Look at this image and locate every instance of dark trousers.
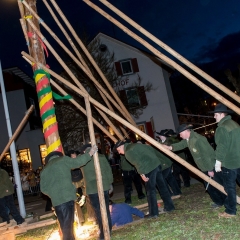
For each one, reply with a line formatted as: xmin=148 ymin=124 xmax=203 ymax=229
xmin=162 ymin=166 xmax=182 ymax=196
xmin=145 ymin=165 xmax=175 ymax=216
xmin=122 ymin=170 xmax=145 ymax=201
xmin=203 ymin=171 xmax=226 ymax=206
xmin=0 ymin=194 xmax=24 ymax=224
xmin=172 ymin=162 xmax=190 ymax=187
xmin=221 ymin=167 xmax=240 ymax=215
xmin=88 ymin=191 xmax=112 ymax=239
xmin=55 ymin=200 xmax=75 ymax=240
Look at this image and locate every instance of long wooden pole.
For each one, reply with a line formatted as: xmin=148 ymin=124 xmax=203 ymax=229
xmin=22 ymin=1 xmax=134 ymax=127
xmin=49 ymin=0 xmax=136 ymax=126
xmin=0 ymin=105 xmax=34 ymax=161
xmin=25 ymin=19 xmax=124 ymax=140
xmin=41 ymin=0 xmax=129 ymax=138
xmin=22 ymin=52 xmax=123 ymax=141
xmin=99 ymin=0 xmax=240 ymax=104
xmin=22 ymin=52 xmax=227 ymax=195
xmin=83 ymin=0 xmax=240 ymax=115
xmin=48 ymin=81 xmax=118 ymax=142
xmin=84 ymin=96 xmax=110 ymax=240
xmin=18 ymin=0 xmax=63 ymax=154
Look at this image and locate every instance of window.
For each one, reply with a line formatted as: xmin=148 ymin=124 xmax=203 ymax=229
xmin=39 ymin=144 xmax=47 ymax=165
xmin=119 ymin=86 xmax=148 ymax=108
xmin=121 ymin=60 xmax=133 ymax=75
xmin=126 ymin=88 xmax=140 ymax=107
xmin=115 ymin=58 xmax=139 ymax=76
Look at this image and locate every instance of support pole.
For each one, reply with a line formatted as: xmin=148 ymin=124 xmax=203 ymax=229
xmin=99 ymin=0 xmax=240 ymax=104
xmin=83 ymin=0 xmax=240 ymax=114
xmin=84 ymin=96 xmax=110 ymax=240
xmin=0 ymin=105 xmax=34 ymax=161
xmin=0 ymin=61 xmax=26 ymax=218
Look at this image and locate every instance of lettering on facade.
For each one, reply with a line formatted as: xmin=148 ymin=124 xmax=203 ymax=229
xmin=113 ymin=77 xmax=129 ymax=88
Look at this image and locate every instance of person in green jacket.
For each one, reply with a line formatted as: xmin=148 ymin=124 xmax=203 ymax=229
xmin=115 ymin=140 xmax=175 ymax=218
xmin=0 ymin=168 xmax=25 ymax=225
xmin=80 ymin=144 xmax=113 ymax=240
xmin=120 ymin=154 xmax=145 ymax=204
xmin=40 ymin=146 xmax=97 ymax=240
xmin=155 ymin=129 xmax=182 ymax=196
xmin=162 ymin=124 xmax=226 ymax=209
xmin=209 ymin=103 xmax=240 ymax=218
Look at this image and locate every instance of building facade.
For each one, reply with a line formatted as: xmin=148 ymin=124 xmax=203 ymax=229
xmin=95 ymin=33 xmax=178 ymax=138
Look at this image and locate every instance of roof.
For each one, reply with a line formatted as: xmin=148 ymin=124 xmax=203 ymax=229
xmin=91 ymin=32 xmax=175 ymax=71
xmin=3 ymin=67 xmax=35 ymax=87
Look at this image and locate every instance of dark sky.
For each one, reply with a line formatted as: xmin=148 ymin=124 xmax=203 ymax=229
xmin=0 ymin=0 xmax=240 ymax=77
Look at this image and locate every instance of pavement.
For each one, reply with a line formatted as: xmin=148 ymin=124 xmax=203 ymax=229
xmin=0 ymin=176 xmax=201 ymax=223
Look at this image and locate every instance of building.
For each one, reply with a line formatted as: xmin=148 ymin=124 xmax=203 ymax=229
xmin=93 ymin=33 xmax=178 ymax=138
xmin=0 ymin=67 xmax=46 ymax=172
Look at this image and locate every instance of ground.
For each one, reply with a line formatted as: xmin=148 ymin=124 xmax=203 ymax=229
xmin=15 ymin=182 xmax=240 ymax=240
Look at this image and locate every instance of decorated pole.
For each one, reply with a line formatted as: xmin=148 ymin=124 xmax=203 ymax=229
xmin=83 ymin=0 xmax=240 ymax=114
xmin=49 ymin=0 xmax=136 ymax=126
xmin=0 ymin=105 xmax=34 ymax=162
xmin=24 ymin=18 xmax=125 ymax=140
xmin=84 ymin=95 xmax=111 ymax=240
xmin=18 ymin=0 xmax=63 ymax=154
xmin=99 ymin=0 xmax=240 ymax=104
xmin=21 ymin=56 xmax=226 ymax=194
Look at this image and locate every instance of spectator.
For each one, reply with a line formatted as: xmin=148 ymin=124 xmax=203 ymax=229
xmin=0 ymin=167 xmax=25 ymax=225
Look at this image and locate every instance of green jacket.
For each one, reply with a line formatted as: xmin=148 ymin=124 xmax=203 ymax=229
xmin=152 ymin=147 xmax=172 ymax=171
xmin=124 ymin=143 xmax=160 ymax=174
xmin=120 ymin=155 xmax=135 ymax=171
xmin=81 ymin=153 xmax=113 ymax=195
xmin=163 ymin=137 xmax=186 ymax=160
xmin=171 ymin=130 xmax=215 ymax=171
xmin=40 ymin=153 xmax=91 ymax=207
xmin=215 ymin=115 xmax=240 ymax=169
xmin=0 ymin=168 xmax=14 ymax=198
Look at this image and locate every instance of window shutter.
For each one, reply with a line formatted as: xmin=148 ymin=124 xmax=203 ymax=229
xmin=131 ymin=58 xmax=139 ymax=73
xmin=146 ymin=121 xmax=154 ymax=138
xmin=119 ymin=90 xmax=128 ymax=105
xmin=114 ymin=62 xmax=123 ymax=76
xmin=138 ymin=86 xmax=148 ymax=106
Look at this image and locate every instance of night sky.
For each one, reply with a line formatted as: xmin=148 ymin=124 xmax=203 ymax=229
xmin=0 ymin=0 xmax=239 ymax=81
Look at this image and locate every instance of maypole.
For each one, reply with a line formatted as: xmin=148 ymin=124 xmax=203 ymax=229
xmin=18 ymin=0 xmax=63 ymax=154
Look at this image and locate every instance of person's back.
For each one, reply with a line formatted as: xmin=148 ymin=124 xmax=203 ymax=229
xmin=110 ymin=203 xmax=144 ymax=227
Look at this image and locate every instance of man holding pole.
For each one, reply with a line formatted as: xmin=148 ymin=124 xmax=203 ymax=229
xmin=80 ymin=144 xmax=113 ymax=240
xmin=114 ymin=140 xmax=175 ymax=218
xmin=209 ymin=103 xmax=240 ymax=218
xmin=40 ymin=146 xmax=97 ymax=240
xmin=162 ymin=124 xmax=226 ymax=209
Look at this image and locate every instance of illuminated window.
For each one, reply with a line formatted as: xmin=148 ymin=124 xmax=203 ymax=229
xmin=39 ymin=144 xmax=47 ymax=165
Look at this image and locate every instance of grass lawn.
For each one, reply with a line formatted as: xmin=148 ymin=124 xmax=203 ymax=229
xmin=16 ymin=183 xmax=240 ymax=240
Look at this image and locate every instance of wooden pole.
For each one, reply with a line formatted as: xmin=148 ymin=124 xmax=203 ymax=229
xmin=22 ymin=52 xmax=123 ymax=141
xmin=25 ymin=19 xmax=128 ymax=139
xmin=0 ymin=105 xmax=34 ymax=162
xmin=18 ymin=0 xmax=63 ymax=154
xmin=22 ymin=1 xmax=134 ymax=126
xmin=99 ymin=0 xmax=240 ymax=104
xmin=48 ymin=81 xmax=118 ymax=142
xmin=22 ymin=56 xmax=226 ymax=194
xmin=83 ymin=0 xmax=240 ymax=114
xmin=49 ymin=0 xmax=136 ymax=126
xmin=84 ymin=95 xmax=111 ymax=240
xmin=25 ymin=19 xmax=125 ymax=140
xmin=22 ymin=0 xmax=134 ymax=137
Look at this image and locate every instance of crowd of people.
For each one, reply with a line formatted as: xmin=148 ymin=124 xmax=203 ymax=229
xmin=1 ymin=103 xmax=240 ymax=239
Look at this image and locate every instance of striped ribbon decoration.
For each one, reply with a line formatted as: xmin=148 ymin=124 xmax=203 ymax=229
xmin=33 ymin=69 xmax=63 ymax=154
